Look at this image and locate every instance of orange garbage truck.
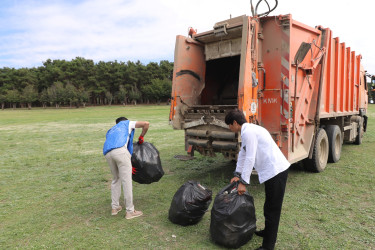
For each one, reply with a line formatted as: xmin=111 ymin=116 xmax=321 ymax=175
xmin=169 ymin=9 xmax=368 ymax=172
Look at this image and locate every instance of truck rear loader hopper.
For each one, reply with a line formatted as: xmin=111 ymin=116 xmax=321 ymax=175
xmin=169 ymin=14 xmax=368 ymax=172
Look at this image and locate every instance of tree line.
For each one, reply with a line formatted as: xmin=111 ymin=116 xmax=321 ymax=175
xmin=0 ymin=57 xmax=174 ymax=109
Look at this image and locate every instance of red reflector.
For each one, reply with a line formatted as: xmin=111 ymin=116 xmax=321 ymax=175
xmin=281 ymin=125 xmax=288 ymax=132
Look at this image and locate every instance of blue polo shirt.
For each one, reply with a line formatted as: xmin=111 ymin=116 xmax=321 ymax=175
xmin=103 ymin=120 xmax=135 ymax=155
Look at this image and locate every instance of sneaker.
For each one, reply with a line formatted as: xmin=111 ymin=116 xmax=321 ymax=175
xmin=125 ymin=210 xmax=143 ymax=220
xmin=111 ymin=206 xmax=122 ymax=216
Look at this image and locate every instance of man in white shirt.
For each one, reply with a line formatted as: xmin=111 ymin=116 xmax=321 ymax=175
xmin=103 ymin=117 xmax=149 ymax=219
xmin=225 ymin=109 xmax=290 ymax=250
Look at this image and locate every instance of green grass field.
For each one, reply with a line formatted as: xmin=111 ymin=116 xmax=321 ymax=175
xmin=1 ymin=105 xmax=374 ymax=249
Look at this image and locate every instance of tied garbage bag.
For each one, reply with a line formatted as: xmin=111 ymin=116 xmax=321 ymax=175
xmin=210 ymin=182 xmax=256 ymax=248
xmin=169 ymin=181 xmax=212 ymax=226
xmin=131 ymin=142 xmax=164 ymax=184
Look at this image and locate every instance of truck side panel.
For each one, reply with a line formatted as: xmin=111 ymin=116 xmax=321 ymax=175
xmin=319 ymin=33 xmax=367 ymax=118
xmin=259 ymin=17 xmax=286 ymax=156
xmin=287 ymin=19 xmax=323 ymax=163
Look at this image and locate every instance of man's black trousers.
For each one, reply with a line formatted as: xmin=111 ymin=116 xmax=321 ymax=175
xmin=262 ymin=168 xmax=289 ymax=249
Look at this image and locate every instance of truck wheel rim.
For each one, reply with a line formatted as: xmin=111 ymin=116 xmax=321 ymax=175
xmin=319 ymin=138 xmax=328 ymax=166
xmin=335 ymin=133 xmax=341 ymax=157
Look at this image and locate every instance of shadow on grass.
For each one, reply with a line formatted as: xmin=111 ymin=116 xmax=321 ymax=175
xmin=166 ymin=155 xmax=237 ymax=190
xmin=289 ymin=162 xmax=305 ymax=172
xmin=168 ymin=152 xmax=315 ymax=181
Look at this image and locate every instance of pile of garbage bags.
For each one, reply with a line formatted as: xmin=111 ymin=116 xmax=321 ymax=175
xmin=169 ymin=181 xmax=212 ymax=226
xmin=131 ymin=142 xmax=164 ymax=184
xmin=132 ymin=141 xmax=256 ymax=247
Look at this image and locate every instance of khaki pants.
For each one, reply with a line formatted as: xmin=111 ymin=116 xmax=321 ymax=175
xmin=105 ymin=146 xmax=134 ymax=212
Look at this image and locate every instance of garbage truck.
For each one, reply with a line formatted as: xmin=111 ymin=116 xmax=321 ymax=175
xmin=169 ymin=2 xmax=368 ymax=172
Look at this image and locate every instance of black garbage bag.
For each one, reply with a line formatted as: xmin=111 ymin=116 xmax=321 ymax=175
xmin=169 ymin=181 xmax=212 ymax=226
xmin=131 ymin=142 xmax=164 ymax=184
xmin=210 ymin=182 xmax=256 ymax=248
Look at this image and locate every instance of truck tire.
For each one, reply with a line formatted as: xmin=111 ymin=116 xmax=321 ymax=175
xmin=326 ymin=125 xmax=342 ymax=163
xmin=304 ymin=128 xmax=329 ymax=172
xmin=355 ymin=118 xmax=364 ymax=145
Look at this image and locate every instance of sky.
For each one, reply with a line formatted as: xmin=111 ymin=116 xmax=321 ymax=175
xmin=0 ymin=0 xmax=374 ymax=73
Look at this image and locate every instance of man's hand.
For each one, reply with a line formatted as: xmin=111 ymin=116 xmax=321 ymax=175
xmin=231 ymin=176 xmax=240 ymax=183
xmin=138 ymin=136 xmax=144 ymax=144
xmin=237 ymin=182 xmax=247 ymax=195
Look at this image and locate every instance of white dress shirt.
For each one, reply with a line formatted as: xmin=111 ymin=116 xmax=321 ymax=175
xmin=236 ymin=123 xmax=290 ymax=184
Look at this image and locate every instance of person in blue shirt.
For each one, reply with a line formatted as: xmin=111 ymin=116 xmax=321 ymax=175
xmin=103 ymin=117 xmax=149 ymax=219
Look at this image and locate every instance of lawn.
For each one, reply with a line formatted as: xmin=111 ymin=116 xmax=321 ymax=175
xmin=0 ymin=105 xmax=374 ymax=249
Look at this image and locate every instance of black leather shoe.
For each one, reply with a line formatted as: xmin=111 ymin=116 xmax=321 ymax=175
xmin=254 ymin=230 xmax=265 ymax=237
xmin=255 ymin=246 xmax=273 ymax=250
xmin=256 ymin=243 xmax=275 ymax=250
